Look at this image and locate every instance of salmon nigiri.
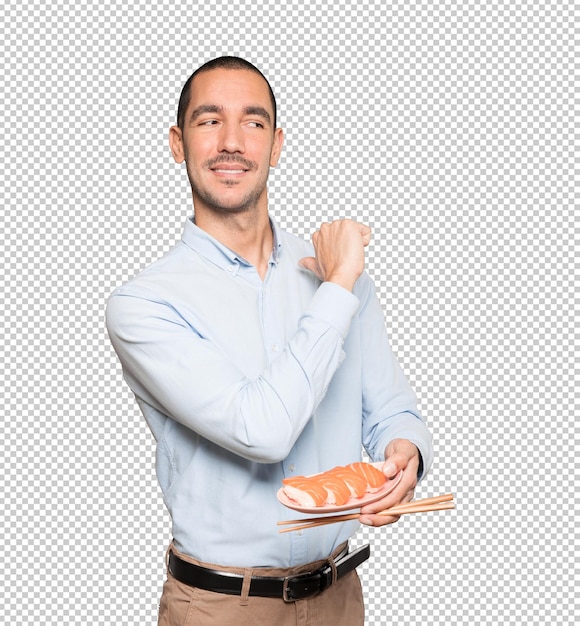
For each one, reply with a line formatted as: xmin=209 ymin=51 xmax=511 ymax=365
xmin=347 ymin=462 xmax=387 ymax=492
xmin=282 ymin=477 xmax=328 ymax=507
xmin=314 ymin=474 xmax=351 ymax=506
xmin=326 ymin=466 xmax=368 ymax=498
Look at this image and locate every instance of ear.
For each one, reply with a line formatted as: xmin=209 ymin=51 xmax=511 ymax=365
xmin=269 ymin=127 xmax=284 ymax=167
xmin=169 ymin=125 xmax=185 ymax=163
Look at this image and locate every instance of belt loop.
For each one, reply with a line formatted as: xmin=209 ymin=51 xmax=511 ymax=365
xmin=327 ymin=556 xmax=338 ymax=586
xmin=165 ymin=540 xmax=174 ymax=570
xmin=240 ymin=568 xmax=253 ymax=606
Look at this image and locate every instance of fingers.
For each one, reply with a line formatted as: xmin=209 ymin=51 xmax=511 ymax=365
xmin=359 ymin=513 xmax=400 ymax=527
xmin=298 ymin=256 xmax=323 ymax=280
xmin=384 ymin=439 xmax=420 ymax=480
xmin=382 ymin=454 xmax=418 ymax=485
xmin=359 ymin=489 xmax=415 ymax=527
xmin=359 ymin=440 xmax=421 ymax=528
xmin=315 ymin=220 xmax=371 ymax=245
xmin=359 ymin=224 xmax=372 ymax=246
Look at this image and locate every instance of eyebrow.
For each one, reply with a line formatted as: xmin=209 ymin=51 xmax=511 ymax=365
xmin=189 ymin=104 xmax=222 ymax=124
xmin=242 ymin=106 xmax=272 ymax=124
xmin=188 ymin=104 xmax=272 ymax=125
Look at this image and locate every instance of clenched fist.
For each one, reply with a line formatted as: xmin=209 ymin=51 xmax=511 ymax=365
xmin=299 ymin=219 xmax=372 ymax=291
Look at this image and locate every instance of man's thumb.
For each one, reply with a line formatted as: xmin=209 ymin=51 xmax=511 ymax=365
xmin=298 ymin=257 xmax=322 ymax=278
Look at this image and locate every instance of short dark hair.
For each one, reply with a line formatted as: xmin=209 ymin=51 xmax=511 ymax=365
xmin=176 ymin=56 xmax=277 ymax=131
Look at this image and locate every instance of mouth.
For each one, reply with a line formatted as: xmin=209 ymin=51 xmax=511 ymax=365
xmin=211 ymin=167 xmax=248 ymax=175
xmin=207 ymin=157 xmax=254 ymax=177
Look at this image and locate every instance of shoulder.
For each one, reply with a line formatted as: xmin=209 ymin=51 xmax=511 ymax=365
xmin=106 ymin=241 xmax=194 ymax=310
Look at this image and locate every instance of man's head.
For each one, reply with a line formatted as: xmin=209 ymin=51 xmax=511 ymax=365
xmin=169 ymin=57 xmax=284 ymax=219
xmin=176 ymin=56 xmax=277 ymax=133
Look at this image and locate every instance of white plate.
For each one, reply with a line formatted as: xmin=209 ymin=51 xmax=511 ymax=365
xmin=277 ymin=463 xmax=403 ymax=514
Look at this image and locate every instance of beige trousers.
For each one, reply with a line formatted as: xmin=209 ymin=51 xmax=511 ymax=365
xmin=158 ymin=542 xmax=365 ymax=626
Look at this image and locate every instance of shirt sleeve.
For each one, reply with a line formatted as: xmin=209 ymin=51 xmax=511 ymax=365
xmin=106 ymin=281 xmax=360 ymax=464
xmin=357 ymin=274 xmax=434 ymax=480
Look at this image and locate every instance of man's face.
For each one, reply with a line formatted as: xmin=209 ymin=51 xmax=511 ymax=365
xmin=170 ymin=68 xmax=284 ymax=216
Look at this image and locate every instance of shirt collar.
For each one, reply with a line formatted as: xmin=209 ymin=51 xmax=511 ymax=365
xmin=181 ymin=216 xmax=283 ymax=271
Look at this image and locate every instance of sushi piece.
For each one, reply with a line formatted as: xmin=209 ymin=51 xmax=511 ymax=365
xmin=282 ymin=477 xmax=328 ymax=507
xmin=346 ymin=462 xmax=387 ymax=492
xmin=326 ymin=466 xmax=368 ymax=498
xmin=314 ymin=474 xmax=351 ymax=506
xmin=282 ymin=475 xmax=310 ymax=486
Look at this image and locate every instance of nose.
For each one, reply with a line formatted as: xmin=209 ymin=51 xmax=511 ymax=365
xmin=217 ymin=122 xmax=245 ymax=153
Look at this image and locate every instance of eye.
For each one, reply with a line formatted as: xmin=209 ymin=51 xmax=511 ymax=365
xmin=199 ymin=119 xmax=219 ymax=126
xmin=247 ymin=121 xmax=265 ymax=129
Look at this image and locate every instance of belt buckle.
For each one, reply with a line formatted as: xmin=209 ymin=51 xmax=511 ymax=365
xmin=282 ymin=571 xmax=322 ymax=603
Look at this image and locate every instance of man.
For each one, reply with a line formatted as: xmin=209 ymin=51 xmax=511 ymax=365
xmin=106 ymin=56 xmax=433 ymax=625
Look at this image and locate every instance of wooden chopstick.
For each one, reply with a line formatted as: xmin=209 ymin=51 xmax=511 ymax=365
xmin=279 ymin=502 xmax=455 ymax=534
xmin=377 ymin=493 xmax=454 ymax=515
xmin=278 ymin=494 xmax=455 ymax=533
xmin=278 ymin=512 xmax=360 ymax=530
xmin=278 ymin=493 xmax=454 ymax=526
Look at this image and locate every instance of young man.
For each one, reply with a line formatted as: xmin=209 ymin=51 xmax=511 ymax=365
xmin=106 ymin=56 xmax=433 ymax=626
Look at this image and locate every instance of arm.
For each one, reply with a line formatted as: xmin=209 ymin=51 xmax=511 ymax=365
xmin=353 ymin=274 xmax=434 ymax=527
xmin=107 ymin=220 xmax=371 ymax=464
xmin=106 ymin=282 xmax=359 ymax=464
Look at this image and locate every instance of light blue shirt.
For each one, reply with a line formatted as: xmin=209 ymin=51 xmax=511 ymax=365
xmin=106 ymin=217 xmax=433 ymax=567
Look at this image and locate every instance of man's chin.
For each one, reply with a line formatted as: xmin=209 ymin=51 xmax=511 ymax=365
xmin=190 ymin=187 xmax=266 ymax=216
xmin=194 ymin=198 xmax=261 ymax=216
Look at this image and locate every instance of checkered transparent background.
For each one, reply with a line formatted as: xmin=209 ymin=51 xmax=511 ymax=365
xmin=1 ymin=1 xmax=576 ymax=624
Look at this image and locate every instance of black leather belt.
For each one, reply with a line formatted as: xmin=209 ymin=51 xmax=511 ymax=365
xmin=168 ymin=544 xmax=370 ymax=602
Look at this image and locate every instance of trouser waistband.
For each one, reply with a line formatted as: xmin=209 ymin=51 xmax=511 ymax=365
xmin=168 ymin=543 xmax=370 ymax=602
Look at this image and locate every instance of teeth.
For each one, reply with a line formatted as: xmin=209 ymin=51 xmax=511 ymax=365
xmin=215 ymin=169 xmax=245 ymax=174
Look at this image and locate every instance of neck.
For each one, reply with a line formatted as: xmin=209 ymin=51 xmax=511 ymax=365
xmin=194 ymin=206 xmax=273 ymax=279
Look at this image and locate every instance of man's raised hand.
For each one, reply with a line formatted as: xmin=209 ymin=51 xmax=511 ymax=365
xmin=299 ymin=219 xmax=372 ymax=291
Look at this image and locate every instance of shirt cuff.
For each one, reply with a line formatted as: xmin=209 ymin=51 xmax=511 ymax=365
xmin=305 ymin=281 xmax=360 ymax=337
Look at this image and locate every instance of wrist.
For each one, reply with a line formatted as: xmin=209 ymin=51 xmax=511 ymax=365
xmin=325 ymin=272 xmax=357 ymax=292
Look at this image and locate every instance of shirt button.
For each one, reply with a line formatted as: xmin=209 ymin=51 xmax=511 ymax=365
xmin=271 ymin=344 xmax=279 ymax=352
xmin=288 ymin=464 xmax=295 ymax=472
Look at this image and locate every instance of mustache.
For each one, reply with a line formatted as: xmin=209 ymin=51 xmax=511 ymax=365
xmin=203 ymin=155 xmax=257 ymax=170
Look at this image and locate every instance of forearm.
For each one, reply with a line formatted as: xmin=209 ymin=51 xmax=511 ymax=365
xmin=357 ymin=275 xmax=434 ymax=479
xmin=107 ymin=282 xmax=360 ymax=463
